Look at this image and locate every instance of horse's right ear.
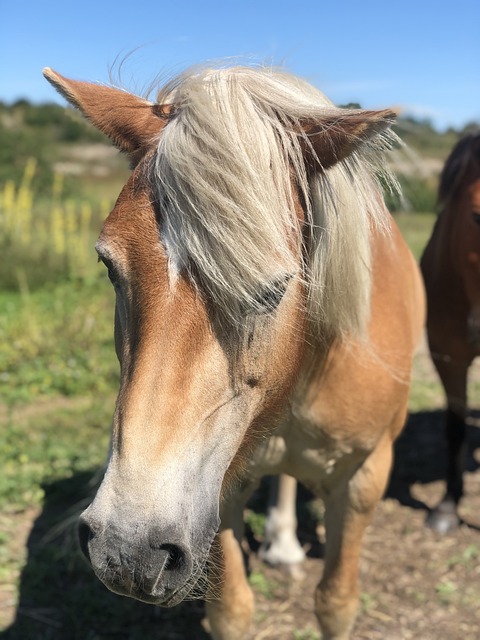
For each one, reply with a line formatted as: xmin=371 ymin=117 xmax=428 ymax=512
xmin=300 ymin=108 xmax=397 ymax=172
xmin=43 ymin=68 xmax=166 ymax=165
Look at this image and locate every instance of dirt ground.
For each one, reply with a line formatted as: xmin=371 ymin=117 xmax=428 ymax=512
xmin=1 ymin=346 xmax=480 ymax=640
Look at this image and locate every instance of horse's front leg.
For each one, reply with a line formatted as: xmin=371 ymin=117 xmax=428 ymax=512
xmin=315 ymin=433 xmax=394 ymax=640
xmin=206 ymin=491 xmax=254 ymax=640
xmin=426 ymin=357 xmax=470 ymax=533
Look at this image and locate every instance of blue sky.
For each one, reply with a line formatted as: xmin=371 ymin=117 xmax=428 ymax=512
xmin=1 ymin=0 xmax=478 ymax=131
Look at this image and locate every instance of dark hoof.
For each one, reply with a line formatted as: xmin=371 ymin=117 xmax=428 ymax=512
xmin=426 ymin=501 xmax=460 ymax=534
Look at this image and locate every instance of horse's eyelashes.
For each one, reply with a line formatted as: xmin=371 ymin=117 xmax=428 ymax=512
xmin=100 ymin=257 xmax=119 ymax=285
xmin=254 ymin=274 xmax=293 ymax=314
xmin=472 ymin=212 xmax=480 ymax=225
xmin=257 ymin=286 xmax=285 ymax=313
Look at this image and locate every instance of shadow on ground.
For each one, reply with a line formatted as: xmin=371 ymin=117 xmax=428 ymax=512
xmin=387 ymin=408 xmax=480 ymax=512
xmin=0 ymin=472 xmax=209 ymax=640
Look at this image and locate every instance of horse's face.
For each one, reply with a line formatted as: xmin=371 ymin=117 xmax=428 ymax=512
xmin=78 ymin=167 xmax=305 ymax=604
xmin=43 ymin=66 xmax=395 ymax=605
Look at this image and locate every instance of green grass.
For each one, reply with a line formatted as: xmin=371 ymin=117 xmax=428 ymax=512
xmin=394 ymin=211 xmax=436 ymax=260
xmin=447 ymin=544 xmax=480 ymax=570
xmin=244 ymin=510 xmax=266 ymax=539
xmin=435 ymin=580 xmax=458 ymax=605
xmin=0 ymin=277 xmax=118 ymax=405
xmin=248 ymin=569 xmax=279 ymax=599
xmin=293 ymin=629 xmax=321 ymax=640
xmin=0 ymin=397 xmax=113 ymax=513
xmin=408 ymin=379 xmax=444 ymax=413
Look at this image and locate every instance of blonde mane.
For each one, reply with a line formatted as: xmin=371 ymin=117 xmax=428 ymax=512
xmin=152 ymin=65 xmax=397 ymax=339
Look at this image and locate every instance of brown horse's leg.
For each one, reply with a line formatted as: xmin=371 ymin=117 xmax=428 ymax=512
xmin=315 ymin=434 xmax=393 ymax=640
xmin=206 ymin=495 xmax=254 ymax=640
xmin=427 ymin=359 xmax=470 ymax=533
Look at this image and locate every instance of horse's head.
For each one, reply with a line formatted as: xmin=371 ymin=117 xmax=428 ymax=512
xmin=440 ymin=133 xmax=480 ymax=345
xmin=466 ymin=175 xmax=480 ymax=345
xmin=81 ymin=171 xmax=307 ymax=605
xmin=44 ymin=66 xmax=394 ymax=605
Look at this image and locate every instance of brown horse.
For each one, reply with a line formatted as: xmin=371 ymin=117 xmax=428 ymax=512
xmin=44 ymin=64 xmax=424 ymax=640
xmin=421 ymin=132 xmax=480 ymax=533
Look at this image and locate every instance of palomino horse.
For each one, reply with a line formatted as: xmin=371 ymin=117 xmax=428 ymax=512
xmin=44 ymin=65 xmax=424 ymax=639
xmin=421 ymin=132 xmax=480 ymax=533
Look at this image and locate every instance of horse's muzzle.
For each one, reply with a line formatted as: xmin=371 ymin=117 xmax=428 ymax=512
xmin=78 ymin=514 xmax=199 ymax=605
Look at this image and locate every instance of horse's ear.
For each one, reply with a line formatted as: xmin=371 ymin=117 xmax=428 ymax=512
xmin=43 ymin=68 xmax=166 ymax=164
xmin=301 ymin=108 xmax=396 ymax=171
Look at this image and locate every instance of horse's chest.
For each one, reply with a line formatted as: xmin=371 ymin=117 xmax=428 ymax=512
xmin=248 ymin=425 xmax=357 ymax=493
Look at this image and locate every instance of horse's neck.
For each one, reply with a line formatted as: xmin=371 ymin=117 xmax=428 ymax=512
xmin=295 ymin=220 xmax=424 ymax=406
xmin=425 ymin=206 xmax=464 ymax=281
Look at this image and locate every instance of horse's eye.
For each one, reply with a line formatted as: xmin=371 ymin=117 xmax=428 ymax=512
xmin=253 ymin=274 xmax=293 ymax=314
xmin=472 ymin=212 xmax=480 ymax=225
xmin=99 ymin=257 xmax=118 ymax=285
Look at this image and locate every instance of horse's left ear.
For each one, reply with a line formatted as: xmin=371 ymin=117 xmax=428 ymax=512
xmin=301 ymin=109 xmax=396 ymax=171
xmin=43 ymin=68 xmax=166 ymax=165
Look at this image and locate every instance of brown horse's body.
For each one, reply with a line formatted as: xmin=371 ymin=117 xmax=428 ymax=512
xmin=421 ymin=133 xmax=480 ymax=533
xmin=44 ymin=65 xmax=424 ymax=640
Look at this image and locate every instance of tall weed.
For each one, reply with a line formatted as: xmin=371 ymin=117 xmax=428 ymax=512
xmin=0 ymin=161 xmax=118 ymax=404
xmin=0 ymin=159 xmax=111 ymax=290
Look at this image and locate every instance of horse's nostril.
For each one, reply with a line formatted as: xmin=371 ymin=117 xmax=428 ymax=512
xmin=78 ymin=519 xmax=95 ymax=562
xmin=161 ymin=544 xmax=185 ymax=572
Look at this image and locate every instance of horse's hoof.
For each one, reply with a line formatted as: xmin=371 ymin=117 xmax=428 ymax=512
xmin=426 ymin=502 xmax=460 ymax=534
xmin=258 ymin=539 xmax=306 ymax=568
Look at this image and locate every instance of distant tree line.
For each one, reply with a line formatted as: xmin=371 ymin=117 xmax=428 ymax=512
xmin=340 ymin=102 xmax=479 ymax=213
xmin=1 ymin=99 xmax=478 ymax=209
xmin=0 ymin=100 xmax=107 ymax=195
